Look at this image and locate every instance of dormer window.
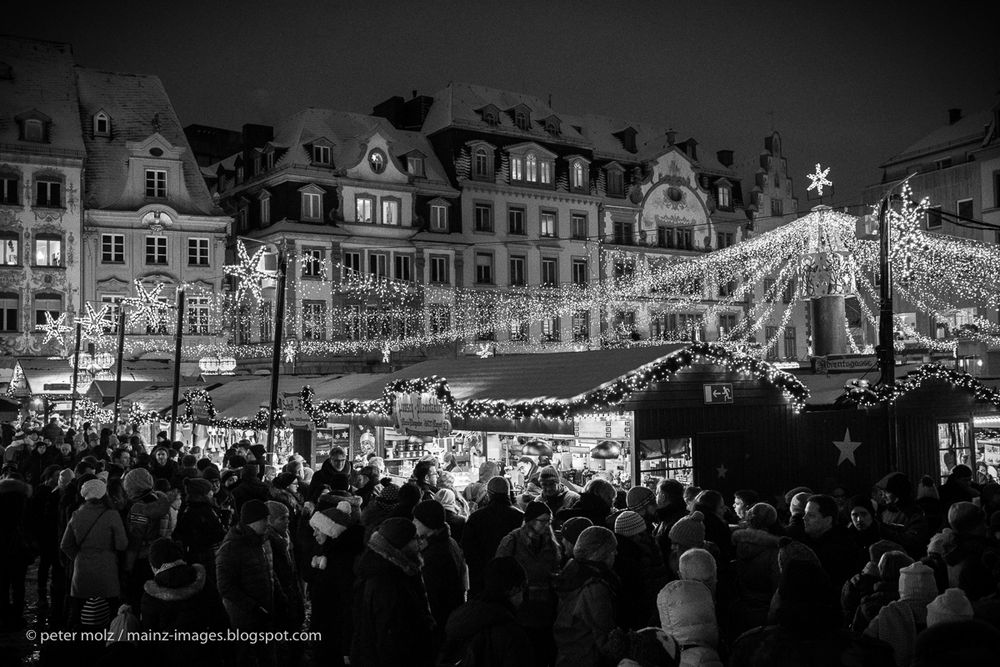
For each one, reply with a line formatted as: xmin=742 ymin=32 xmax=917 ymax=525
xmin=571 ymin=161 xmax=586 ymax=190
xmin=543 ymin=116 xmax=561 ymax=135
xmin=94 ymin=111 xmax=111 ymax=137
xmin=614 ymin=127 xmax=638 ymax=153
xmin=264 ymin=150 xmax=275 ymax=171
xmin=479 ymin=104 xmax=500 ymax=126
xmin=514 ymin=109 xmax=530 ymax=131
xmin=407 ymin=156 xmax=425 ymax=177
xmin=606 ymin=165 xmax=624 ymax=197
xmin=145 ymin=169 xmax=167 ymax=198
xmin=368 ymin=148 xmax=387 ymax=174
xmin=259 ymin=190 xmax=271 ymax=225
xmin=312 ymin=145 xmax=331 ymax=165
xmin=716 ymin=184 xmax=732 ymax=209
xmin=471 ymin=145 xmax=493 ymax=181
xmin=526 ymin=154 xmax=537 ymax=181
xmin=16 ymin=110 xmax=51 ymax=143
xmin=509 ymin=146 xmax=555 ymax=187
xmin=24 ymin=119 xmax=44 ymax=142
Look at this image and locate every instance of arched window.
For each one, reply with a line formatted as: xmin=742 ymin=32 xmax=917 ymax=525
xmin=94 ymin=111 xmax=111 ymax=137
xmin=525 ymin=153 xmax=537 ymax=182
xmin=473 ymin=147 xmax=492 ymax=180
xmin=572 ymin=162 xmax=585 ymax=189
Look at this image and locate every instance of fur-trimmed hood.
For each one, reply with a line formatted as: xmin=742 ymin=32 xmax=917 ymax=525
xmin=365 ymin=531 xmax=422 ymax=577
xmin=0 ymin=478 xmax=32 ymax=498
xmin=143 ymin=563 xmax=206 ymax=602
xmin=732 ymin=527 xmax=782 ymax=558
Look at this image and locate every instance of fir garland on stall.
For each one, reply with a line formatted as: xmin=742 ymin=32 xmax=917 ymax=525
xmin=844 ymin=363 xmax=1000 ymax=408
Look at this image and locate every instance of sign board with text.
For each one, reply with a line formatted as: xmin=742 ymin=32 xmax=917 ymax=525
xmin=393 ymin=392 xmax=451 ymax=437
xmin=280 ymin=393 xmax=313 ymax=429
xmin=813 ymin=355 xmax=877 ymax=375
xmin=703 ymin=383 xmax=734 ymax=405
xmin=575 ymin=415 xmax=633 ymax=440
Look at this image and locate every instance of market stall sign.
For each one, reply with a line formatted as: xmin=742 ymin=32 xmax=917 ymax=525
xmin=189 ymin=394 xmax=213 ymax=424
xmin=703 ymin=383 xmax=734 ymax=405
xmin=575 ymin=416 xmax=632 ymax=439
xmin=281 ymin=393 xmax=313 ymax=429
xmin=813 ymin=355 xmax=877 ymax=374
xmin=393 ymin=392 xmax=451 ymax=437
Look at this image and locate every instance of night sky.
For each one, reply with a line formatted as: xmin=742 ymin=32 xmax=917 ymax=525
xmin=8 ymin=0 xmax=1000 ymax=207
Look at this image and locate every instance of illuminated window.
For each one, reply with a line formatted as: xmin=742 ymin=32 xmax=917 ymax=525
xmin=540 ymin=211 xmax=556 ymax=238
xmin=571 ymin=161 xmax=585 ymax=189
xmin=34 ymin=234 xmax=62 ymax=266
xmin=0 ymin=233 xmax=19 ymax=266
xmin=510 ymin=155 xmax=523 ymax=182
xmin=302 ymin=248 xmax=324 ymax=278
xmin=381 ymin=198 xmax=399 ymax=226
xmin=407 ymin=156 xmax=424 ymax=176
xmin=187 ymin=296 xmax=210 ymax=335
xmin=572 ymin=311 xmax=589 ymax=341
xmin=526 ymin=154 xmax=537 ymax=182
xmin=716 ymin=185 xmax=731 ymax=209
xmin=356 ymin=195 xmax=374 ymax=223
xmin=302 ymin=300 xmax=327 ymax=340
xmin=541 ymin=316 xmax=560 ymax=341
xmin=540 ymin=159 xmax=552 ymax=184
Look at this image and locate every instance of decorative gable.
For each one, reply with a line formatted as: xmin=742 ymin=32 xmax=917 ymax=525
xmin=509 ymin=104 xmax=532 ymax=131
xmin=542 ymin=115 xmax=561 ymax=135
xmin=126 ymin=133 xmax=184 ymax=161
xmin=505 ymin=142 xmax=557 ymax=160
xmin=93 ymin=110 xmax=111 ymax=138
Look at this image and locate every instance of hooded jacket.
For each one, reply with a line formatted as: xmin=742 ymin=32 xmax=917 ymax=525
xmin=461 ymin=496 xmax=524 ymax=595
xmin=444 ymin=596 xmax=531 ymax=667
xmin=732 ymin=528 xmax=782 ymax=605
xmin=350 ymin=533 xmax=436 ymax=667
xmin=215 ymin=524 xmax=277 ymax=629
xmin=61 ymin=500 xmax=128 ymax=598
xmin=463 ymin=461 xmax=500 ymax=508
xmin=553 ymin=559 xmax=622 ymax=667
xmin=657 ymin=579 xmax=722 ymax=666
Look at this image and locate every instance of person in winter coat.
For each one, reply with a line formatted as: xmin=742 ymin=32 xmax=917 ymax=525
xmin=848 ymin=494 xmax=887 ymax=552
xmin=730 ymin=502 xmax=783 ymax=633
xmin=495 ymin=502 xmax=561 ymax=666
xmin=216 ymin=499 xmax=280 ymax=631
xmin=463 ymin=460 xmax=500 ymax=510
xmin=435 ymin=488 xmax=468 ymax=542
xmin=307 ymin=499 xmax=365 ymax=665
xmin=803 ymin=494 xmax=866 ymax=589
xmin=411 ymin=459 xmax=440 ymax=500
xmin=657 ymin=579 xmax=724 ymax=667
xmin=0 ymin=477 xmax=34 ymax=629
xmin=140 ymin=538 xmax=228 ymax=667
xmin=30 ymin=465 xmax=61 ymax=611
xmin=171 ymin=477 xmax=226 ymax=583
xmin=360 ymin=481 xmax=399 ymax=543
xmin=693 ymin=490 xmax=734 ymax=564
xmin=533 ymin=466 xmax=581 ymax=523
xmin=230 ymin=463 xmax=270 ymax=512
xmin=350 ymin=517 xmax=437 ymax=667
xmin=841 ymin=539 xmax=906 ymax=629
xmin=653 ymin=478 xmax=689 ymax=559
xmin=877 ymin=472 xmax=931 ymax=558
xmin=730 ymin=559 xmax=893 ymax=667
xmin=614 ymin=510 xmax=668 ymax=630
xmin=147 ymin=445 xmax=178 ymax=485
xmin=443 ymin=556 xmax=532 ymax=667
xmin=413 ymin=500 xmax=468 ymax=644
xmin=121 ymin=467 xmax=174 ymax=606
xmin=60 ymin=478 xmax=127 ymax=629
xmin=266 ymin=501 xmax=306 ymax=667
xmin=462 ymin=476 xmax=525 ymax=596
xmin=862 ymin=561 xmax=938 ymax=667
xmin=938 ymin=464 xmax=977 ymax=511
xmin=553 ymin=526 xmax=623 ymax=667
xmin=21 ymin=437 xmax=58 ymax=487
xmin=307 ymin=446 xmax=350 ymax=502
xmin=851 ymin=550 xmax=913 ymax=632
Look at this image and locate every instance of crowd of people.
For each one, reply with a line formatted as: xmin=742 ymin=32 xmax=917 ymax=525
xmin=2 ymin=416 xmax=1000 ymax=666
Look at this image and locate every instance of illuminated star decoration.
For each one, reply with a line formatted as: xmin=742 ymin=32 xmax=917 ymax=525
xmin=224 ymin=240 xmax=270 ymax=304
xmin=833 ymin=428 xmax=862 ymax=466
xmin=382 ymin=345 xmax=392 ymax=364
xmin=123 ymin=280 xmax=171 ymax=329
xmin=39 ymin=311 xmax=72 ymax=346
xmin=78 ymin=303 xmax=111 ymax=342
xmin=806 ymin=163 xmax=833 ymax=197
xmin=716 ymin=463 xmax=728 ymax=479
xmin=283 ymin=340 xmax=297 ymax=363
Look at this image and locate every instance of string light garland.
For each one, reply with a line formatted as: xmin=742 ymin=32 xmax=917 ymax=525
xmin=845 ymin=363 xmax=1000 ymax=409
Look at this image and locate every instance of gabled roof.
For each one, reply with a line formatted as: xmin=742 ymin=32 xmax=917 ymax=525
xmin=0 ymin=36 xmax=84 ymax=156
xmin=75 ymin=67 xmax=221 ymax=214
xmin=268 ymin=108 xmax=453 ymax=187
xmin=881 ymin=109 xmax=993 ymax=167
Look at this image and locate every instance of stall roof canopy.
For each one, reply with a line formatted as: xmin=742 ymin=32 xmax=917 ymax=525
xmin=796 ymin=364 xmax=922 ymax=406
xmin=339 ymin=345 xmax=689 ymax=403
xmin=10 ymin=359 xmax=173 ymax=397
xmin=203 ymin=375 xmax=332 ymax=418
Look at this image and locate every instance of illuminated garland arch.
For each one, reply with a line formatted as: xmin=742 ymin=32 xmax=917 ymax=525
xmin=845 ymin=364 xmax=1000 ymax=408
xmin=300 ymin=342 xmax=810 ymax=424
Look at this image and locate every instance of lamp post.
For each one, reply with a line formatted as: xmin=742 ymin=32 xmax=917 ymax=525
xmin=267 ymin=246 xmax=287 ymax=456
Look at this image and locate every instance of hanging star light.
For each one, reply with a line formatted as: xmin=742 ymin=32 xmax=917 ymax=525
xmin=78 ymin=302 xmax=111 ymax=342
xmin=123 ymin=280 xmax=171 ymax=329
xmin=224 ymin=240 xmax=270 ymax=304
xmin=806 ymin=163 xmax=833 ymax=197
xmin=39 ymin=311 xmax=72 ymax=346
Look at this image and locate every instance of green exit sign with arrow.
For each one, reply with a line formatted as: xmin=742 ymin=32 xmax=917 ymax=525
xmin=703 ymin=383 xmax=734 ymax=405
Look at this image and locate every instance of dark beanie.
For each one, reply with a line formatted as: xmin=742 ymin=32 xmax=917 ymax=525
xmin=487 ymin=476 xmax=510 ymax=495
xmin=196 ymin=458 xmax=213 ymax=472
xmin=241 ymin=499 xmax=269 ymax=525
xmin=397 ymin=483 xmax=422 ymax=506
xmin=184 ymin=477 xmax=212 ymax=500
xmin=849 ymin=494 xmax=876 ymax=514
xmin=523 ymin=502 xmax=552 ymax=524
xmin=413 ymin=499 xmax=446 ymax=530
xmin=181 ymin=454 xmax=197 ymax=468
xmin=243 ymin=462 xmax=260 ymax=477
xmin=483 ymin=556 xmax=526 ymax=598
xmin=330 ymin=473 xmax=350 ymax=492
xmin=273 ymin=472 xmax=297 ymax=489
xmin=148 ymin=538 xmax=184 ymax=570
xmin=560 ymin=517 xmax=593 ymax=546
xmin=201 ymin=466 xmax=220 ymax=481
xmin=377 ymin=517 xmax=416 ymax=549
xmin=229 ymin=455 xmax=247 ymax=469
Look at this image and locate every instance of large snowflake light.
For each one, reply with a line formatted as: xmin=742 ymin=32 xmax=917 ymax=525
xmin=224 ymin=240 xmax=271 ymax=304
xmin=123 ymin=280 xmax=171 ymax=330
xmin=38 ymin=311 xmax=72 ymax=346
xmin=806 ymin=163 xmax=833 ymax=197
xmin=78 ymin=302 xmax=111 ymax=343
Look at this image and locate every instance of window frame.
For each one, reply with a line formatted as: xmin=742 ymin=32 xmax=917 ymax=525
xmin=380 ymin=197 xmax=401 ymax=226
xmin=187 ymin=237 xmax=210 ymax=267
xmin=428 ymin=254 xmax=449 ymax=284
xmin=101 ymin=233 xmax=125 ymax=264
xmin=509 ymin=255 xmax=526 ymax=287
xmin=508 ymin=206 xmax=526 ymax=235
xmin=259 ymin=191 xmax=271 ymax=225
xmin=473 ymin=202 xmax=494 ymax=233
xmin=606 ymin=167 xmax=625 ymax=197
xmin=342 ymin=251 xmax=362 ymax=277
xmin=355 ymin=194 xmax=375 ymax=224
xmin=368 ymin=252 xmax=388 ymax=279
xmin=783 ymin=326 xmax=797 ymax=359
xmin=407 ymin=156 xmax=424 ymax=177
xmin=430 ymin=203 xmax=448 ymax=232
xmin=34 ymin=291 xmax=62 ymax=328
xmin=144 ymin=169 xmax=167 ymax=198
xmin=541 ymin=315 xmax=561 ymax=342
xmin=186 ymin=295 xmax=211 ymax=336
xmin=572 ymin=258 xmax=588 ymax=286
xmin=301 ymin=190 xmax=323 ymax=222
xmin=144 ymin=235 xmax=168 ymax=266
xmin=34 ymin=178 xmax=62 ymax=208
xmin=312 ymin=144 xmax=331 ymax=165
xmin=571 ymin=161 xmax=586 ymax=190
xmin=301 ymin=247 xmax=325 ymax=279
xmin=571 ymin=213 xmax=588 ymax=240
xmin=716 ymin=184 xmax=731 ymax=209
xmin=0 ymin=171 xmax=21 ymax=205
xmin=301 ymin=299 xmax=328 ymax=341
xmin=540 ymin=256 xmax=558 ymax=287
xmin=0 ymin=290 xmax=18 ymax=332
xmin=472 ymin=146 xmax=493 ymax=181
xmin=572 ymin=310 xmax=590 ymax=342
xmin=394 ymin=254 xmax=413 ymax=282
xmin=926 ymin=205 xmax=943 ymax=230
xmin=539 ymin=210 xmax=557 ymax=238
xmin=475 ymin=251 xmax=494 ymax=285
xmin=33 ymin=234 xmax=63 ymax=267
xmin=23 ymin=118 xmax=45 ymax=142
xmin=0 ymin=232 xmax=19 ymax=267
xmin=94 ymin=111 xmax=111 ymax=137
xmin=956 ymin=198 xmax=973 ymax=222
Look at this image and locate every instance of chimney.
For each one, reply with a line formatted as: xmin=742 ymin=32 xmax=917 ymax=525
xmin=411 ymin=90 xmax=417 ymax=99
xmin=717 ymin=149 xmax=734 ymax=167
xmin=666 ymin=129 xmax=677 ymax=146
xmin=948 ymin=108 xmax=962 ymax=125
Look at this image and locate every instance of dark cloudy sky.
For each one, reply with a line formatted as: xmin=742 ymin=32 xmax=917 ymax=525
xmin=9 ymin=0 xmax=999 ymax=207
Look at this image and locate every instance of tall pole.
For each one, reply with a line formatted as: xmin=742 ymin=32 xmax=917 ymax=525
xmin=266 ymin=247 xmax=287 ymax=456
xmin=876 ymin=196 xmax=898 ymax=467
xmin=169 ymin=288 xmax=186 ymax=442
xmin=69 ymin=321 xmax=82 ymax=428
xmin=112 ymin=308 xmax=127 ymax=430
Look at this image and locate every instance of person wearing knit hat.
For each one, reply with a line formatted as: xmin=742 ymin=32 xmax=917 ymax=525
xmin=122 ymin=467 xmax=154 ymax=499
xmin=462 ymin=472 xmax=524 ymax=598
xmin=668 ymin=511 xmax=706 ymax=552
xmin=375 ymin=481 xmax=400 ymax=505
xmin=434 ymin=488 xmax=468 ymax=542
xmin=487 ymin=475 xmax=511 ymax=497
xmin=553 ymin=525 xmax=621 ymax=667
xmin=558 ymin=516 xmax=593 ymax=564
xmin=309 ymin=500 xmax=354 ymax=540
xmin=496 ymin=500 xmax=559 ymax=627
xmin=183 ymin=477 xmax=213 ymax=502
xmin=412 ymin=499 xmax=468 ymax=637
xmin=80 ymin=478 xmax=107 ymax=501
xmin=926 ymin=528 xmax=956 ymax=557
xmin=614 ymin=510 xmax=647 ymax=538
xmin=201 ymin=465 xmax=220 ymax=481
xmin=786 ymin=491 xmax=811 ymax=537
xmin=57 ymin=467 xmax=75 ymax=490
xmin=265 ymin=499 xmax=288 ymax=520
xmin=535 ymin=465 xmax=581 ymax=520
xmin=679 ymin=547 xmax=718 ymax=595
xmin=947 ymin=501 xmax=985 ymax=535
xmin=776 ymin=537 xmax=820 ymax=573
xmin=626 ymin=485 xmax=655 ymax=512
xmin=413 ymin=498 xmax=447 ymax=531
xmin=240 ymin=498 xmax=270 ymax=528
xmin=352 ymin=515 xmax=435 ymax=667
xmin=148 ymin=537 xmax=185 ymax=575
xmin=926 ymin=587 xmax=974 ymax=626
xmin=863 ymin=560 xmax=939 ymax=666
xmin=916 ymin=474 xmax=939 ymax=501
